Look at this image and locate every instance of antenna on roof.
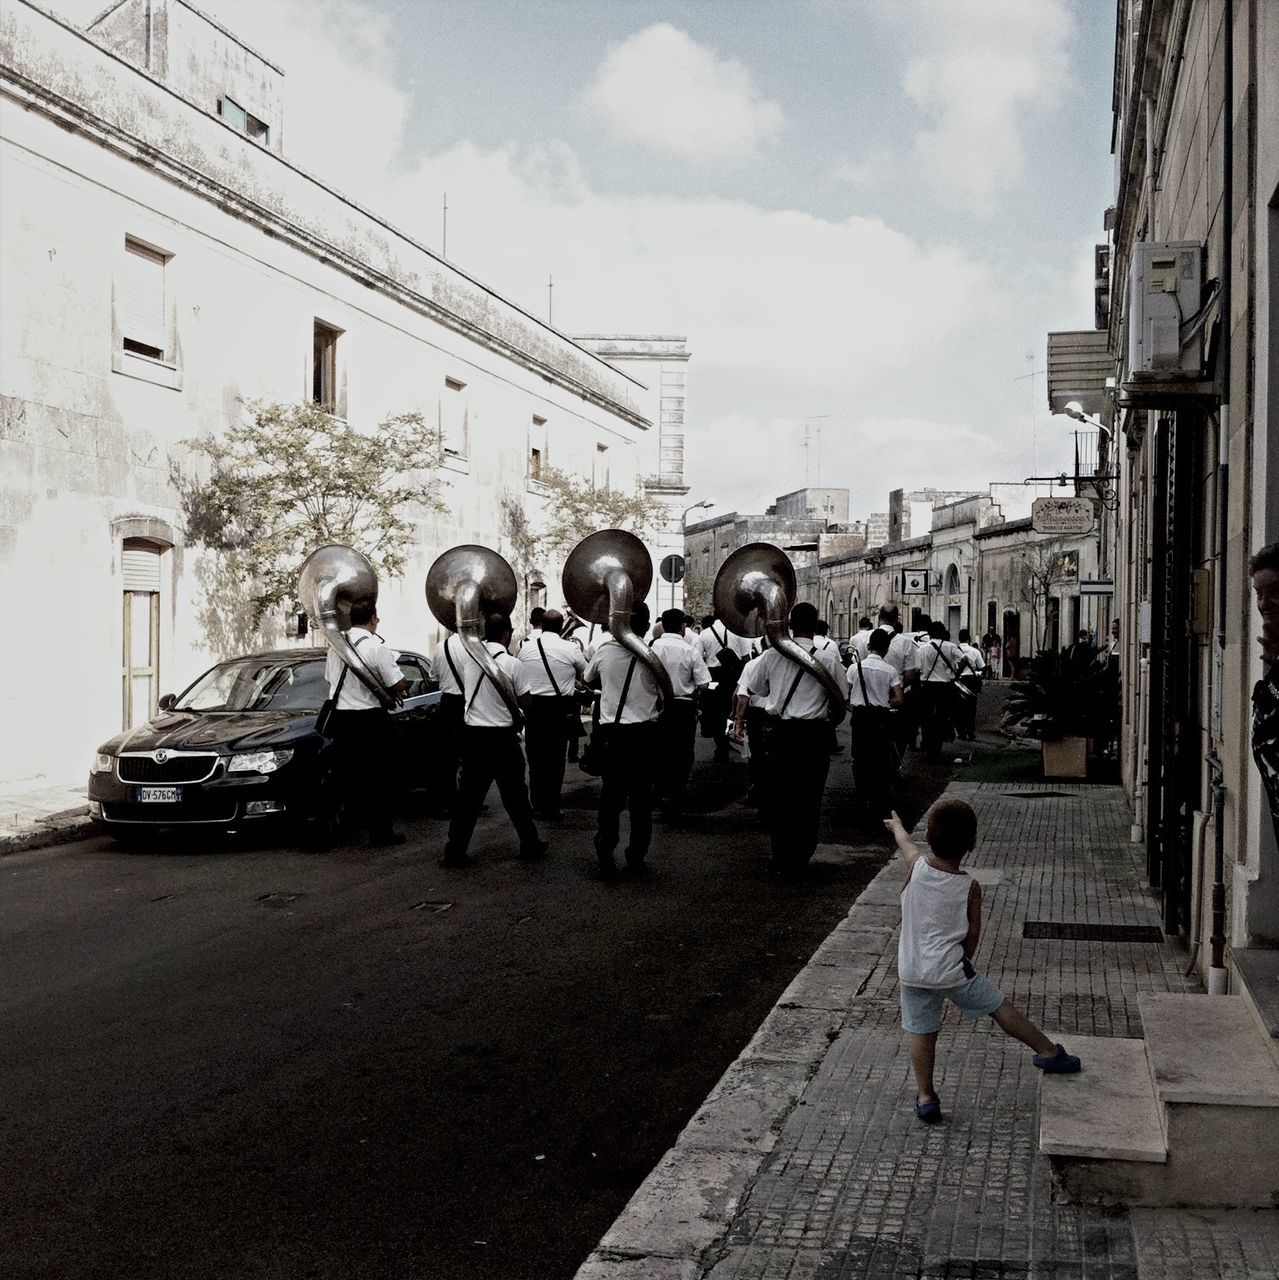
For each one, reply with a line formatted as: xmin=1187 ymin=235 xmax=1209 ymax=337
xmin=548 ymin=274 xmax=554 ymax=327
xmin=442 ymin=192 xmax=448 ymax=260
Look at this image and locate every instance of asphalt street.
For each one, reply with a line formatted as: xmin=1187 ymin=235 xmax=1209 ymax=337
xmin=1 ymin=723 xmax=961 ymax=1280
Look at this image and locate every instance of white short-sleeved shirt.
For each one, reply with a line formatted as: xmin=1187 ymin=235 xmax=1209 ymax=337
xmin=651 ymin=632 xmax=711 ymax=697
xmin=462 ymin=641 xmax=530 ymax=728
xmin=430 ymin=633 xmax=466 ymax=696
xmin=958 ymin=642 xmax=985 ymax=675
xmin=518 ymin=632 xmax=586 ymax=697
xmin=742 ymin=643 xmax=849 ymax=720
xmin=918 ymin=639 xmax=966 ymax=683
xmin=848 ymin=629 xmax=875 ymax=662
xmin=326 ymin=628 xmax=402 ymax=710
xmin=735 ymin=654 xmax=768 ymax=709
xmin=812 ymin=635 xmax=837 ymax=656
xmin=886 ymin=629 xmax=920 ymax=678
xmin=584 ymin=642 xmax=661 ymax=724
xmin=698 ymin=621 xmax=755 ymax=672
xmin=847 ymin=653 xmax=902 ymax=709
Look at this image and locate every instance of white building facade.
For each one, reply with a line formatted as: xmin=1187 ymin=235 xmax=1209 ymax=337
xmin=0 ymin=0 xmax=689 ymax=786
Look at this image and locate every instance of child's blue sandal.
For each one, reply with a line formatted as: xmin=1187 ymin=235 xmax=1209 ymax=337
xmin=914 ymin=1095 xmax=942 ymax=1123
xmin=1033 ymin=1044 xmax=1081 ymax=1073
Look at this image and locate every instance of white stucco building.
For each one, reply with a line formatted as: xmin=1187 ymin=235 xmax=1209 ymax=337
xmin=0 ymin=0 xmax=690 ymax=786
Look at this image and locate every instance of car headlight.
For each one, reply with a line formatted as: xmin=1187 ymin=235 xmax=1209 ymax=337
xmin=91 ymin=752 xmax=114 ymax=774
xmin=227 ymin=749 xmax=294 ymax=774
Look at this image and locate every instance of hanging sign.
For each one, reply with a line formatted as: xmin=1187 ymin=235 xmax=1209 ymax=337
xmin=1031 ymin=497 xmax=1095 ymax=536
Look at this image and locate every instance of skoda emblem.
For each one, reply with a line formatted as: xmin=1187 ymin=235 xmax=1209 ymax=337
xmin=154 ymin=750 xmax=168 ymax=763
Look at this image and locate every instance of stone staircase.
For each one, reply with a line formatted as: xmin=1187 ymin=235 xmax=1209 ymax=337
xmin=1040 ymin=966 xmax=1279 ymax=1206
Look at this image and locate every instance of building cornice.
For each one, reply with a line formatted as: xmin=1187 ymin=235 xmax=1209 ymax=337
xmin=1 ymin=2 xmax=653 ymax=431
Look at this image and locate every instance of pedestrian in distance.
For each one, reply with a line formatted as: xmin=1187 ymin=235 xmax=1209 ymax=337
xmin=650 ymin=608 xmax=712 ymax=821
xmin=848 ymin=615 xmax=875 ymax=663
xmin=814 ymin=620 xmax=843 ymax=756
xmin=323 ymin=601 xmax=409 ymax=847
xmin=440 ymin=612 xmax=547 ymax=869
xmin=847 ymin=626 xmax=903 ymax=818
xmin=518 ymin=608 xmax=587 ymax=821
xmin=585 ymin=600 xmax=663 ymax=878
xmin=885 ymin=802 xmax=1081 ymax=1124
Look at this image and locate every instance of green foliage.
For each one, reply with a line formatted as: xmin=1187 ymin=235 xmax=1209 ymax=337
xmin=173 ymin=400 xmax=446 ymax=623
xmin=682 ymin=571 xmax=713 ymax=620
xmin=502 ymin=465 xmax=662 ymax=573
xmin=1003 ymin=650 xmax=1109 ymax=740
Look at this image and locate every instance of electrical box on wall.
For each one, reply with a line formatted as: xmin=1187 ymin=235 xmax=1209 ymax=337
xmin=1127 ymin=241 xmax=1204 ymax=377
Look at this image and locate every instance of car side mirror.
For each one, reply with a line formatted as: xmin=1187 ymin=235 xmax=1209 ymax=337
xmin=158 ymin=693 xmax=176 ymax=711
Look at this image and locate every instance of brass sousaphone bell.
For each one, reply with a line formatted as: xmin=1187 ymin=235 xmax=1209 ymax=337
xmin=297 ymin=543 xmax=398 ymax=709
xmin=425 ymin=544 xmax=523 ymax=723
xmin=713 ymin=542 xmax=846 ymax=725
xmin=561 ymin=529 xmax=674 ymax=707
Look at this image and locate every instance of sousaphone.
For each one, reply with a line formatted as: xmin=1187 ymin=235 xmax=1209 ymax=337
xmin=297 ymin=543 xmax=397 ymax=709
xmin=561 ymin=529 xmax=674 ymax=707
xmin=425 ymin=544 xmax=523 ymax=723
xmin=713 ymin=542 xmax=846 ymax=725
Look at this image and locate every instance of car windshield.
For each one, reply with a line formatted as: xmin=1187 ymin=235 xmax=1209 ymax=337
xmin=176 ymin=658 xmax=328 ymax=713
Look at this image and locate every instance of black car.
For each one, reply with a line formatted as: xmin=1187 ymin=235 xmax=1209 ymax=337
xmin=87 ymin=646 xmax=440 ymax=840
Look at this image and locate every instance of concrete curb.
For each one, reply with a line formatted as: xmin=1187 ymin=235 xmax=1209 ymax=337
xmin=573 ymin=840 xmax=908 ymax=1279
xmin=0 ymin=810 xmax=95 ymax=856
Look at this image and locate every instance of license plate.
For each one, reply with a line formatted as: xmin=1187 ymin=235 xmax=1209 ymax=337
xmin=136 ymin=786 xmax=181 ymax=803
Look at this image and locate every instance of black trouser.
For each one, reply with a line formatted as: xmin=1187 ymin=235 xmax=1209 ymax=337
xmin=897 ymin=683 xmax=921 ymax=754
xmin=850 ymin=706 xmax=898 ymax=817
xmin=524 ymin=695 xmax=572 ymax=815
xmin=437 ymin=693 xmax=464 ymax=813
xmin=328 ymin=707 xmax=396 ymax=839
xmin=445 ymin=726 xmax=540 ymax=859
xmin=918 ymin=682 xmax=956 ymax=758
xmin=657 ymin=699 xmax=698 ymax=808
xmin=956 ymin=676 xmax=981 ymax=738
xmin=745 ymin=706 xmax=771 ymax=811
xmin=701 ymin=677 xmax=734 ymax=757
xmin=596 ymin=721 xmax=659 ymax=862
xmin=763 ymin=719 xmax=831 ymax=872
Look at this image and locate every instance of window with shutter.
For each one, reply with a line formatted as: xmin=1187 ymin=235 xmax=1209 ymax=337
xmin=121 ymin=240 xmax=167 ymax=360
xmin=441 ymin=378 xmax=467 ymax=457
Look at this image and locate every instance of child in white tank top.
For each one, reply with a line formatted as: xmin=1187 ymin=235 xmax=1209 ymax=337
xmin=886 ymin=801 xmax=1082 ymax=1124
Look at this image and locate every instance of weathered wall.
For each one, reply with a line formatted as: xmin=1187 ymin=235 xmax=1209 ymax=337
xmin=0 ymin=2 xmax=676 ymax=786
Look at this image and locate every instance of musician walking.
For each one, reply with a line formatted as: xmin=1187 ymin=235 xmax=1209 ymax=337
xmin=847 ymin=627 xmax=904 ymax=818
xmin=428 ymin=629 xmax=466 ymax=815
xmin=735 ymin=602 xmax=849 ymax=877
xmin=585 ymin=601 xmax=663 ymax=878
xmin=518 ymin=608 xmax=586 ymax=820
xmin=651 ymin=607 xmax=712 ymax=820
xmin=441 ymin=612 xmax=547 ymax=869
xmin=917 ymin=622 xmax=969 ymax=760
xmin=324 ymin=601 xmax=408 ymax=846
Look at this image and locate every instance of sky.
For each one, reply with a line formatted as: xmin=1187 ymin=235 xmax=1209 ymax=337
xmin=51 ymin=0 xmax=1118 ymax=524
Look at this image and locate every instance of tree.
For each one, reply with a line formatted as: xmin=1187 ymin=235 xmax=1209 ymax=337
xmin=682 ymin=571 xmax=714 ymax=620
xmin=173 ymin=400 xmax=446 ymax=626
xmin=1019 ymin=539 xmax=1072 ymax=653
xmin=501 ymin=465 xmax=664 ymax=588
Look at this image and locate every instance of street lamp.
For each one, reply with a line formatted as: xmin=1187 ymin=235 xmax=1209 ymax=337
xmin=1063 ymin=400 xmax=1113 ymax=444
xmin=682 ymin=499 xmax=714 ymax=526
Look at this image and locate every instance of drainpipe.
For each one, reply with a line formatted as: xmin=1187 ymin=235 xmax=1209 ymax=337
xmin=1132 ymin=654 xmax=1149 ymax=843
xmin=1206 ymin=0 xmax=1234 ymax=996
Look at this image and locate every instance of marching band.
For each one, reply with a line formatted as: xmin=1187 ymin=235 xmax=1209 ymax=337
xmin=308 ymin=530 xmax=978 ymax=877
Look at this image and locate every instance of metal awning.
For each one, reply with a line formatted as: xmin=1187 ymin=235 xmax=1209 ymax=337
xmin=1046 ymin=329 xmax=1112 ymax=416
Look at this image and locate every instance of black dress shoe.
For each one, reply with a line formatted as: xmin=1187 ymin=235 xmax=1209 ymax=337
xmin=439 ymin=852 xmax=477 ymax=869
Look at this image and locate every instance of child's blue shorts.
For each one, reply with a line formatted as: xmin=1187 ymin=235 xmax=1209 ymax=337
xmin=899 ymin=973 xmax=1006 ymax=1034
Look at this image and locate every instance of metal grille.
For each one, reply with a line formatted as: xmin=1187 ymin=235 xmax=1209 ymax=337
xmin=102 ymin=799 xmax=236 ymax=824
xmin=118 ymin=753 xmax=219 ymax=784
xmin=1023 ymin=921 xmax=1164 ymax=943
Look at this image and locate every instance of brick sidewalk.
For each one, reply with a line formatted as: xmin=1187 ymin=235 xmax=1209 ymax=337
xmin=578 ymin=782 xmax=1279 ymax=1280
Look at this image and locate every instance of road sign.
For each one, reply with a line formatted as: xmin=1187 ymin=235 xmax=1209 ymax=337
xmin=1080 ymin=579 xmax=1114 ymax=596
xmin=659 ymin=553 xmax=686 ymax=584
xmin=1031 ymin=496 xmax=1095 ymax=536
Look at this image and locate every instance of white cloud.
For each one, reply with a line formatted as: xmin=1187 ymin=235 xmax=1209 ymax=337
xmin=584 ymin=23 xmax=784 ymax=162
xmin=893 ymin=0 xmax=1073 ymax=211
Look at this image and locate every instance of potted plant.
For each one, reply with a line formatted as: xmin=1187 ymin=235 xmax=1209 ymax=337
xmin=1003 ymin=651 xmax=1107 ymax=779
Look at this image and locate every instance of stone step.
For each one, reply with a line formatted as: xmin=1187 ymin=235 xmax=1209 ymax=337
xmin=1038 ymin=1035 xmax=1166 ymax=1163
xmin=1234 ymin=948 xmax=1279 ymax=1073
xmin=1139 ymin=993 xmax=1279 ymax=1107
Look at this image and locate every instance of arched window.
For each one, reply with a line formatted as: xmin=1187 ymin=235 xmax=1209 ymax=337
xmin=945 ymin=563 xmax=961 ymax=596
